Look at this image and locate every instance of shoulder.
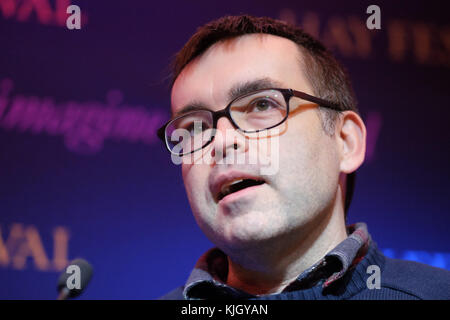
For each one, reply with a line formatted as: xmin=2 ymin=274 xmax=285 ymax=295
xmin=381 ymin=256 xmax=450 ymax=300
xmin=157 ymin=286 xmax=185 ymax=300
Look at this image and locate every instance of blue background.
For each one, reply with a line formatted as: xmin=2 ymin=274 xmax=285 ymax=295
xmin=0 ymin=0 xmax=449 ymax=299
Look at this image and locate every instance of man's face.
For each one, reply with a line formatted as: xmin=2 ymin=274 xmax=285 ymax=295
xmin=171 ymin=34 xmax=341 ymax=254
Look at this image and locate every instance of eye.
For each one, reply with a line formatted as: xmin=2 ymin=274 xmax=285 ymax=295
xmin=247 ymin=98 xmax=281 ymax=112
xmin=182 ymin=120 xmax=210 ymax=135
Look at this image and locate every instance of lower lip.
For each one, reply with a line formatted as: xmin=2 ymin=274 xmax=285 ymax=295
xmin=218 ymin=183 xmax=266 ymax=205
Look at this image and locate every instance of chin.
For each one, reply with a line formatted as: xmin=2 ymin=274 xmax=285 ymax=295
xmin=216 ymin=213 xmax=283 ymax=247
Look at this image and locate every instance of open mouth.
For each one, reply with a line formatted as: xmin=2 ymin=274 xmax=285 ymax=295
xmin=217 ymin=179 xmax=265 ymax=201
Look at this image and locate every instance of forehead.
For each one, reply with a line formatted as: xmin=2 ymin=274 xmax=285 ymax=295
xmin=171 ymin=34 xmax=313 ymax=115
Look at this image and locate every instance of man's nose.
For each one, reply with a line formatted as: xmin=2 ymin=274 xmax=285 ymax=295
xmin=210 ymin=117 xmax=247 ymax=160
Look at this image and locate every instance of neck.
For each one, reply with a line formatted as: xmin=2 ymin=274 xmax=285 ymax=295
xmin=225 ymin=188 xmax=348 ymax=295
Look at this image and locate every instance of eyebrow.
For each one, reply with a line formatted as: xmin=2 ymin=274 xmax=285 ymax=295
xmin=171 ymin=77 xmax=285 ymax=118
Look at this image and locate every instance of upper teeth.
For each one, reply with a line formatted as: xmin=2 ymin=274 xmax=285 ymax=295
xmin=221 ymin=179 xmax=244 ymax=195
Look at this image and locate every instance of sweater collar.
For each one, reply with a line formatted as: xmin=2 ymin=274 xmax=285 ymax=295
xmin=183 ymin=222 xmax=371 ymax=300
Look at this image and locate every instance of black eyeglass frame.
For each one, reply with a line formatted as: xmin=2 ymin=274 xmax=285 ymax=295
xmin=157 ymin=88 xmax=342 ymax=156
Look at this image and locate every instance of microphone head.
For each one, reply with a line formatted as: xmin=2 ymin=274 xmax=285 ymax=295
xmin=57 ymin=258 xmax=93 ymax=299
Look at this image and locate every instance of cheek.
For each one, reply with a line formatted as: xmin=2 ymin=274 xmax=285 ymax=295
xmin=182 ymin=163 xmax=210 ymax=206
xmin=280 ymin=111 xmax=335 ymax=169
xmin=276 ymin=118 xmax=339 ymax=201
xmin=181 ymin=163 xmax=221 ymax=239
xmin=181 ymin=163 xmax=198 ymax=197
xmin=279 ymin=124 xmax=318 ymax=171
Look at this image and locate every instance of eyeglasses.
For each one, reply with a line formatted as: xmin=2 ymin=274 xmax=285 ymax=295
xmin=157 ymin=88 xmax=341 ymax=156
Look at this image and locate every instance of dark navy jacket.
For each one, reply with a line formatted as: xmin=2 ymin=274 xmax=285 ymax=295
xmin=159 ymin=243 xmax=450 ymax=300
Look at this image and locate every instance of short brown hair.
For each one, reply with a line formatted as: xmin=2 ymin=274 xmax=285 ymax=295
xmin=169 ymin=14 xmax=358 ymax=217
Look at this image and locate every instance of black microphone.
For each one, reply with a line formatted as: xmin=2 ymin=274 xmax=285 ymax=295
xmin=57 ymin=258 xmax=93 ymax=300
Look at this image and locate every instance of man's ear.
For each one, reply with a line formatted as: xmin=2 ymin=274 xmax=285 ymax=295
xmin=337 ymin=111 xmax=366 ymax=174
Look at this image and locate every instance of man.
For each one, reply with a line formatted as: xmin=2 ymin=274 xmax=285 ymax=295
xmin=157 ymin=15 xmax=450 ymax=300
